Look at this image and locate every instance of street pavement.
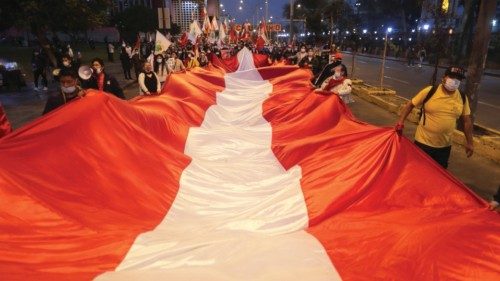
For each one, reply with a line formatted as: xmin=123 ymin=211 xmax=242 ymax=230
xmin=344 ymin=53 xmax=500 ymax=130
xmin=1 ymin=64 xmax=498 ymax=201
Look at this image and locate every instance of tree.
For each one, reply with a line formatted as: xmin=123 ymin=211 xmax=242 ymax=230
xmin=111 ymin=5 xmax=157 ymax=44
xmin=464 ymin=0 xmax=497 ymax=123
xmin=0 ymin=0 xmax=110 ymax=66
xmin=282 ymin=0 xmax=357 ymax=43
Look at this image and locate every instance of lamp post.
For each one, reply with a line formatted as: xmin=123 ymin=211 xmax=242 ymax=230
xmin=289 ymin=0 xmax=294 ymax=44
xmin=380 ymin=27 xmax=392 ymax=90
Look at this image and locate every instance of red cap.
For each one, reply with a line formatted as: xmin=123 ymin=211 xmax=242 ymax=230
xmin=334 ymin=52 xmax=342 ymax=59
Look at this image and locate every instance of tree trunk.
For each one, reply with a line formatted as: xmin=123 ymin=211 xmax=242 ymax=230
xmin=35 ymin=27 xmax=57 ymax=67
xmin=464 ymin=0 xmax=497 ymax=124
xmin=456 ymin=0 xmax=480 ymax=65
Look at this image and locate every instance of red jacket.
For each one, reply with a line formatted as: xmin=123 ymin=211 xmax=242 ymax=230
xmin=0 ymin=102 xmax=12 ymax=138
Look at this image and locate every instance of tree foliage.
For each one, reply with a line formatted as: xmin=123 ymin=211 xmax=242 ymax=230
xmin=111 ymin=5 xmax=157 ymax=44
xmin=0 ymin=0 xmax=111 ymax=65
xmin=0 ymin=0 xmax=110 ymax=34
xmin=282 ymin=0 xmax=357 ymax=42
xmin=357 ymin=0 xmax=421 ymax=34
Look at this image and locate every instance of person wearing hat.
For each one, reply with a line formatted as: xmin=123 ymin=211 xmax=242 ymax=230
xmin=395 ymin=66 xmax=473 ymax=169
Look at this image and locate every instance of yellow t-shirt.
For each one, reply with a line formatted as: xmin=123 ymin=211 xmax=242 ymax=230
xmin=187 ymin=58 xmax=200 ymax=69
xmin=412 ymin=85 xmax=470 ymax=148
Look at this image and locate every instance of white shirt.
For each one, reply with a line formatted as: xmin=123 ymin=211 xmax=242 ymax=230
xmin=138 ymin=72 xmax=161 ymax=94
xmin=321 ymin=77 xmax=354 ymax=104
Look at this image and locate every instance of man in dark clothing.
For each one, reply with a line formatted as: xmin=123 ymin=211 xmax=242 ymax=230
xmin=43 ymin=69 xmax=85 ymax=114
xmin=120 ymin=47 xmax=132 ymax=80
xmin=52 ymin=54 xmax=78 ymax=82
xmin=81 ymin=58 xmax=125 ymax=99
xmin=32 ymin=49 xmax=48 ymax=91
xmin=299 ymin=49 xmax=321 ymax=77
xmin=131 ymin=49 xmax=142 ymax=81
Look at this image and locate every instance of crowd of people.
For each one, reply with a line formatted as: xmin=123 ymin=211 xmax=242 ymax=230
xmin=111 ymin=39 xmax=354 ymax=103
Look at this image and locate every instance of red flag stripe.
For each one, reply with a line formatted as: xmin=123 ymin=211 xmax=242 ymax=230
xmin=0 ymin=69 xmax=224 ymax=280
xmin=261 ymin=67 xmax=500 ymax=280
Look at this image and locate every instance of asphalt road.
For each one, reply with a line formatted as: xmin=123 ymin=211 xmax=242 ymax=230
xmin=344 ymin=53 xmax=500 ymax=130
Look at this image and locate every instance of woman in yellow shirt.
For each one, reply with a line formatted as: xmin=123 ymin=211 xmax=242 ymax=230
xmin=186 ymin=52 xmax=200 ymax=70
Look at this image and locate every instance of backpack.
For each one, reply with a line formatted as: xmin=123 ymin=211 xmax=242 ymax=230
xmin=419 ymin=85 xmax=466 ymax=126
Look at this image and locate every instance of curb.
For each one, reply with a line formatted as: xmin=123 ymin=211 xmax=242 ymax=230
xmin=343 ymin=52 xmax=500 ymax=78
xmin=352 ymin=82 xmax=500 ymax=164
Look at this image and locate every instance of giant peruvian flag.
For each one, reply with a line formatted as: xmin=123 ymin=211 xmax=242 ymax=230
xmin=0 ymin=48 xmax=499 ymax=280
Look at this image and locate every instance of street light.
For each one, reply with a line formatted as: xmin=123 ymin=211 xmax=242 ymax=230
xmin=380 ymin=27 xmax=392 ymax=90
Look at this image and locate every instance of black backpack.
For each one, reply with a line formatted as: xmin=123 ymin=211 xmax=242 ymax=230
xmin=419 ymin=85 xmax=466 ymax=126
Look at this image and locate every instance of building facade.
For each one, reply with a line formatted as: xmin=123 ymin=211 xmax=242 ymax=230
xmin=170 ymin=0 xmax=220 ymax=32
xmin=111 ymin=0 xmax=157 ymax=14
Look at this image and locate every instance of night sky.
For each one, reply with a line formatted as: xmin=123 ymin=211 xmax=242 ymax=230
xmin=219 ymin=0 xmax=289 ymax=24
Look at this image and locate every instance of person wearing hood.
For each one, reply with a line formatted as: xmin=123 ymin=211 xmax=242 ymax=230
xmin=43 ymin=69 xmax=86 ymax=114
xmin=395 ymin=66 xmax=473 ymax=169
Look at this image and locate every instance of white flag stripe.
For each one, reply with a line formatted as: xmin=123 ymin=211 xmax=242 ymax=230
xmin=96 ymin=49 xmax=341 ymax=281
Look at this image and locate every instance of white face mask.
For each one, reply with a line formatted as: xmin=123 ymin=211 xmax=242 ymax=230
xmin=444 ymin=78 xmax=460 ymax=92
xmin=61 ymin=85 xmax=76 ymax=94
xmin=94 ymin=67 xmax=102 ymax=74
xmin=63 ymin=61 xmax=70 ymax=67
xmin=333 ymin=71 xmax=342 ymax=79
xmin=157 ymin=59 xmax=162 ymax=63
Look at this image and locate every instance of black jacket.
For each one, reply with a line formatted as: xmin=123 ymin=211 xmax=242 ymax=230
xmin=43 ymin=89 xmax=83 ymax=115
xmin=82 ymin=72 xmax=125 ymax=99
xmin=299 ymin=56 xmax=321 ymax=76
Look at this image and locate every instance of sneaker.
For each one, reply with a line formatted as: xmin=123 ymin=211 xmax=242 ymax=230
xmin=42 ymin=87 xmax=48 ymax=91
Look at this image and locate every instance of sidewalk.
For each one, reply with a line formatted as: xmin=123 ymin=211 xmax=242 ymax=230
xmin=343 ymin=51 xmax=500 ymax=77
xmin=349 ymin=96 xmax=500 ymax=201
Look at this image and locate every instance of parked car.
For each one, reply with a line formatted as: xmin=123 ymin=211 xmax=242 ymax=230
xmin=0 ymin=59 xmax=27 ymax=90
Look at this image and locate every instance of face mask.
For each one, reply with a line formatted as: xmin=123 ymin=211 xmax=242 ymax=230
xmin=63 ymin=61 xmax=70 ymax=67
xmin=157 ymin=59 xmax=162 ymax=63
xmin=95 ymin=67 xmax=102 ymax=74
xmin=61 ymin=85 xmax=76 ymax=94
xmin=333 ymin=71 xmax=342 ymax=79
xmin=444 ymin=78 xmax=460 ymax=92
xmin=301 ymin=49 xmax=306 ymax=52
